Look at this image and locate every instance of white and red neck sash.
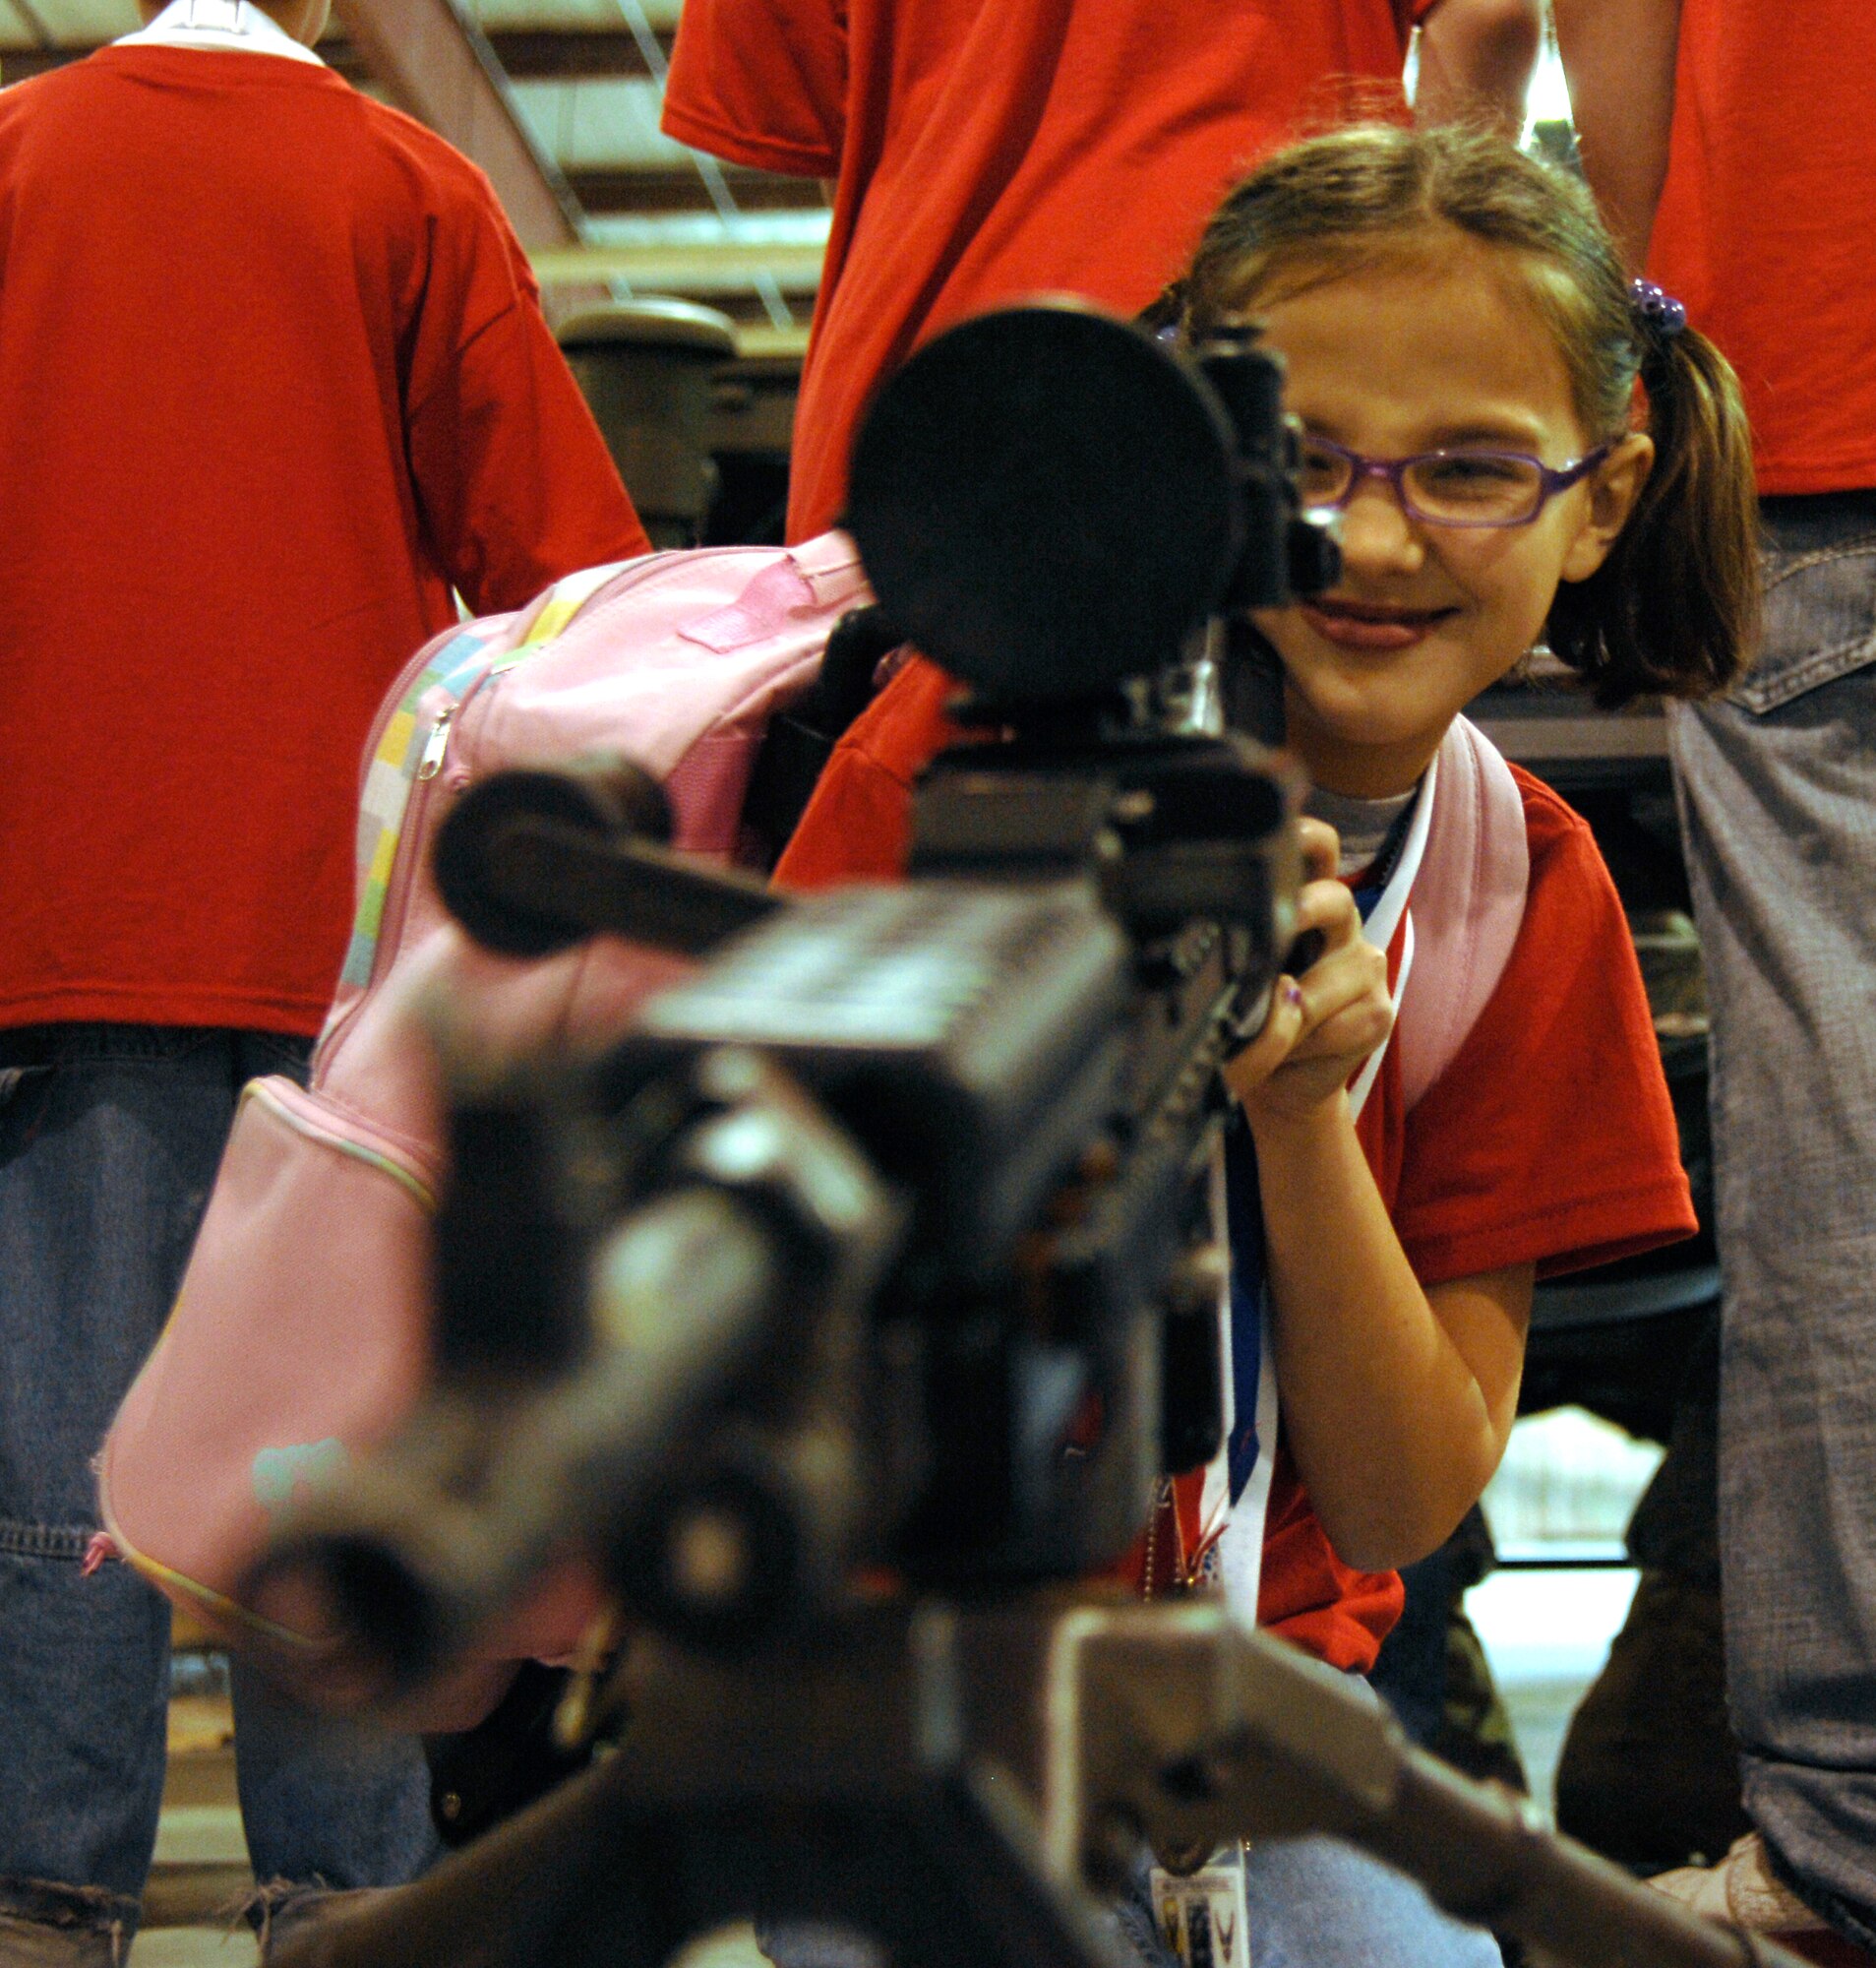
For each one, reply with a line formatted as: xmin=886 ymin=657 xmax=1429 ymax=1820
xmin=1192 ymin=714 xmax=1530 ymax=1621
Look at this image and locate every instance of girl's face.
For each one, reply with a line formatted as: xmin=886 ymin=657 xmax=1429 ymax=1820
xmin=1248 ymin=238 xmax=1652 ymax=796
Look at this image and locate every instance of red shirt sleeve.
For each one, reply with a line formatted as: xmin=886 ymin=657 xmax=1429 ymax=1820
xmin=403 ymin=168 xmax=649 ymax=614
xmin=661 ymin=0 xmax=848 ymax=179
xmin=772 ymin=655 xmax=960 ymax=888
xmin=1391 ymin=768 xmax=1697 ymax=1287
xmin=1257 ymin=1445 xmax=1404 ymax=1671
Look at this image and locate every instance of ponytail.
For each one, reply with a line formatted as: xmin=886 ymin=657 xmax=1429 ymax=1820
xmin=1545 ymin=321 xmax=1761 ymax=708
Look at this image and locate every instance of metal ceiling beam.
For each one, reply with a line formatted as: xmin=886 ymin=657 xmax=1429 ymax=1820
xmin=487 ymin=28 xmax=673 ymax=78
xmin=6 ymin=0 xmax=52 ymax=45
xmin=325 ymin=0 xmax=581 ymax=248
xmin=0 ymin=36 xmax=814 ymax=226
xmin=568 ymin=166 xmax=823 ymax=215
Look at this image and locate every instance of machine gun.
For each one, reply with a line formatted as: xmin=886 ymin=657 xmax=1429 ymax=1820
xmin=251 ymin=307 xmax=1803 ymax=1968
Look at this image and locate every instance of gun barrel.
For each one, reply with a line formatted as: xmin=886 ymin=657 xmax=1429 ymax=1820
xmin=245 ymin=1186 xmax=787 ymax=1704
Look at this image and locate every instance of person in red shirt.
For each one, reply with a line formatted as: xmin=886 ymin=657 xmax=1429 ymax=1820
xmin=661 ymin=0 xmax=1543 ymax=543
xmin=774 ymin=122 xmax=1756 ymax=1965
xmin=1558 ymin=2 xmax=1876 ymax=1953
xmin=0 ymin=0 xmax=648 ymax=1958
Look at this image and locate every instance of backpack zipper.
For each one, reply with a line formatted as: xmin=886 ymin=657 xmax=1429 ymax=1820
xmin=415 ymin=705 xmax=456 ymax=782
xmin=311 ymin=662 xmax=503 ymax=1083
xmin=348 ymin=617 xmax=490 ymax=810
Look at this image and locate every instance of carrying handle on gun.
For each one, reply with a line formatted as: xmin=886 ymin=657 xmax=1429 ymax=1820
xmin=434 ymin=761 xmax=782 ymax=960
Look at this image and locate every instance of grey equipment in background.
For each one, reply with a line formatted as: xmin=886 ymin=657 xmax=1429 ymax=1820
xmin=558 ymin=299 xmax=740 ymax=549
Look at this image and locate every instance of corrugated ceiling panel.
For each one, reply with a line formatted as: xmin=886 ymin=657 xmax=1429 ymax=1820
xmin=511 ymin=75 xmax=687 ymax=168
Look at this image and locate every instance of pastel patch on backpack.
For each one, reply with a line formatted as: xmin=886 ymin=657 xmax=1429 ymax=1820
xmin=252 ymin=1438 xmax=347 ymax=1516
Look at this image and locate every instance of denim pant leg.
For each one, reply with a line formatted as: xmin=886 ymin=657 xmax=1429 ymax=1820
xmin=763 ymin=1834 xmax=1500 ymax=1968
xmin=1108 ymin=1838 xmax=1501 ymax=1968
xmin=230 ymin=1648 xmax=441 ymax=1901
xmin=0 ymin=1024 xmax=440 ymax=1945
xmin=0 ymin=1027 xmax=241 ymax=1932
xmin=1668 ymin=491 xmax=1876 ymax=1944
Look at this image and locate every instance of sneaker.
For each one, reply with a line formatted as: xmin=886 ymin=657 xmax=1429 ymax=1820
xmin=1555 ymin=1568 xmax=1749 ymax=1872
xmin=1652 ymin=1833 xmax=1876 ymax=1966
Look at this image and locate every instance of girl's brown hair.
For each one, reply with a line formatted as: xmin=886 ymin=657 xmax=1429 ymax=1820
xmin=1147 ymin=124 xmax=1758 ymax=706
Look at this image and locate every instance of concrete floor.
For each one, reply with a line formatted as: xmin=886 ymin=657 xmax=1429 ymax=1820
xmin=133 ymin=1935 xmax=257 ymax=1967
xmin=1469 ymin=1566 xmax=1642 ymax=1817
xmin=132 ymin=1683 xmax=256 ymax=1965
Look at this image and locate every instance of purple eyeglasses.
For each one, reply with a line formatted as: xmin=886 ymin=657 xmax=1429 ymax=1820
xmin=1299 ymin=433 xmax=1612 ymax=529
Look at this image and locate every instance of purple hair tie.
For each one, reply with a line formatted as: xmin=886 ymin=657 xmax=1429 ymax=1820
xmin=1630 ymin=278 xmax=1688 ymax=338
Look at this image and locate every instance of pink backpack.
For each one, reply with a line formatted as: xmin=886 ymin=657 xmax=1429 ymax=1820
xmin=96 ymin=533 xmax=872 ymax=1714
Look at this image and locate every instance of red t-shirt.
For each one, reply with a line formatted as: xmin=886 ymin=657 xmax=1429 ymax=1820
xmin=663 ymin=0 xmax=1431 ymax=541
xmin=1648 ymin=0 xmax=1876 ymax=494
xmin=775 ymin=657 xmax=1696 ymax=1669
xmin=0 ymin=48 xmax=649 ymax=1039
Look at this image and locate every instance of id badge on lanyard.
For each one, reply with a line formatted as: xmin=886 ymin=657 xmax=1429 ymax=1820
xmin=1195 ymin=758 xmax=1438 ymax=1617
xmin=1150 ymin=1851 xmax=1253 ymax=1968
xmin=1149 ymin=777 xmax=1434 ymax=1968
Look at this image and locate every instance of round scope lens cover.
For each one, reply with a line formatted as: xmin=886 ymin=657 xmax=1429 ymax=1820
xmin=845 ymin=304 xmax=1240 ymax=703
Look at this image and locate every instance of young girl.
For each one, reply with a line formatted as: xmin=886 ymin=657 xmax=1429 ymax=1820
xmin=776 ymin=122 xmax=1757 ymax=1965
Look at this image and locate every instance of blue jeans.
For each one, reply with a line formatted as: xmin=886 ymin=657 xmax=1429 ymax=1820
xmin=0 ymin=1025 xmax=442 ymax=1952
xmin=1668 ymin=490 xmax=1876 ymax=1945
xmin=1110 ymin=1837 xmax=1501 ymax=1968
xmin=765 ymin=1835 xmax=1501 ymax=1968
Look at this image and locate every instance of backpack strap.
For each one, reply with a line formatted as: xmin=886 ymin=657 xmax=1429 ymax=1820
xmin=1183 ymin=714 xmax=1529 ymax=1614
xmin=1394 ymin=713 xmax=1530 ymax=1111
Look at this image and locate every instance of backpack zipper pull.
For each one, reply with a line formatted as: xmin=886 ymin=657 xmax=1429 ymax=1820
xmin=415 ymin=705 xmax=456 ymax=781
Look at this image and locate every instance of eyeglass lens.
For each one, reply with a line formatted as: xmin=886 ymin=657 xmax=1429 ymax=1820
xmin=1298 ymin=441 xmax=1545 ymax=524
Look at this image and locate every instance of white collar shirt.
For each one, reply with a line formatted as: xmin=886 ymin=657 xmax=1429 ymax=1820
xmin=115 ymin=0 xmax=325 ymax=67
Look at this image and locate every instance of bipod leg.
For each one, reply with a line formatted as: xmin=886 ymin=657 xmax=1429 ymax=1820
xmin=1024 ymin=1599 xmax=1818 ymax=1968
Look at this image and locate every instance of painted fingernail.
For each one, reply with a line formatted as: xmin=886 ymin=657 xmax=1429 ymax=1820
xmin=1285 ymin=980 xmax=1304 ymax=1008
